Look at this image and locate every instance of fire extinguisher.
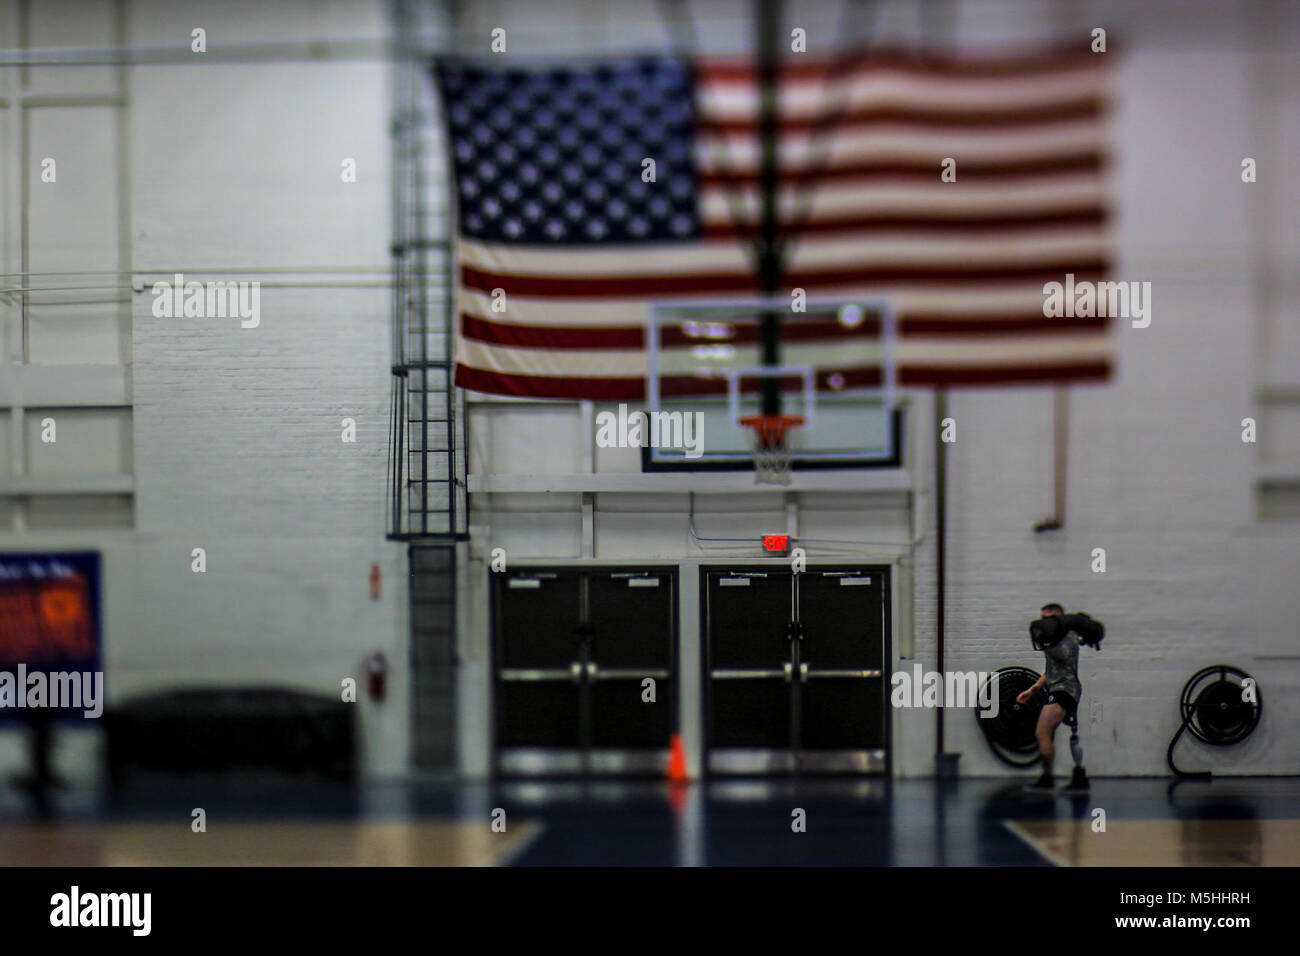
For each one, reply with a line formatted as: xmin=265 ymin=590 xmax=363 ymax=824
xmin=367 ymin=651 xmax=388 ymax=702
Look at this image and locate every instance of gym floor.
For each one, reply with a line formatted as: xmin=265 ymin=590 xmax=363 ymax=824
xmin=3 ymin=777 xmax=1297 ymax=866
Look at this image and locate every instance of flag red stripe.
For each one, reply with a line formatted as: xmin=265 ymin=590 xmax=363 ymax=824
xmin=455 ymin=361 xmax=1113 ymax=399
xmin=455 ymin=363 xmax=645 ymax=400
xmin=697 ymin=154 xmax=1109 ymax=189
xmin=698 ymin=98 xmax=1106 ymax=134
xmin=460 ymin=313 xmax=644 ymax=349
xmin=460 ymin=313 xmax=1110 ymax=351
xmin=461 ymin=262 xmax=1109 ymax=298
xmin=460 ymin=314 xmax=879 ymax=350
xmin=899 ymin=314 xmax=1109 ymax=335
xmin=897 ymin=362 xmax=1112 ymax=386
xmin=701 ymin=207 xmax=1109 ymax=239
xmin=452 ymin=365 xmax=886 ymax=400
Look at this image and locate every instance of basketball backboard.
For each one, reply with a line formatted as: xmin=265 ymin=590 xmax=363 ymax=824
xmin=644 ymin=297 xmax=900 ymax=471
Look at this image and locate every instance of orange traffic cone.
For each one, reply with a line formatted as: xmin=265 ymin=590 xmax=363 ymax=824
xmin=667 ymin=733 xmax=689 ymax=784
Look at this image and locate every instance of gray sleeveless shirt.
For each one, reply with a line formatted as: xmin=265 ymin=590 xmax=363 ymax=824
xmin=1043 ymin=632 xmax=1081 ymax=700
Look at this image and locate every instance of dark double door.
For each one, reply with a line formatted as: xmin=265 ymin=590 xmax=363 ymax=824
xmin=705 ymin=568 xmax=888 ymax=774
xmin=492 ymin=568 xmax=674 ymax=775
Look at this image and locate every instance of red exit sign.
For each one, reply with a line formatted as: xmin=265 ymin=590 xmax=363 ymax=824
xmin=762 ymin=534 xmax=789 ymax=553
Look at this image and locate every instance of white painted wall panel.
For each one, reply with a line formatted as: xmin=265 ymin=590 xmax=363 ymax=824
xmin=26 ymin=0 xmax=118 ymax=94
xmin=23 ymin=407 xmax=131 ymax=475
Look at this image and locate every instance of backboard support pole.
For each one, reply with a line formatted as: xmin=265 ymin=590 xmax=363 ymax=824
xmin=1034 ymin=387 xmax=1069 ymax=532
xmin=934 ymin=388 xmax=960 ymax=779
xmin=755 ymin=0 xmax=783 ymax=418
xmin=934 ymin=388 xmax=948 ymax=760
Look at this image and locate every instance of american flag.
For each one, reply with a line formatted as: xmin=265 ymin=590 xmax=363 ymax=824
xmin=437 ymin=46 xmax=1113 ymax=400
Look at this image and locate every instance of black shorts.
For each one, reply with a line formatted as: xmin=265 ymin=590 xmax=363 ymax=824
xmin=1045 ymin=689 xmax=1078 ymax=720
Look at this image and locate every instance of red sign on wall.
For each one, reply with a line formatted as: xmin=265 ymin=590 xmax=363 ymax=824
xmin=762 ymin=534 xmax=790 ymax=553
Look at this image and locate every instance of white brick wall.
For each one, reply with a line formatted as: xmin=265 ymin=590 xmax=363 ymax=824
xmin=127 ymin=0 xmax=408 ymax=777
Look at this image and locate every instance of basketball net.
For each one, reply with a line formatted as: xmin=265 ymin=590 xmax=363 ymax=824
xmin=739 ymin=415 xmax=804 ymax=485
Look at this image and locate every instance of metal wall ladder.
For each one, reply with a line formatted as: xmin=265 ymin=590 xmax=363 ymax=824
xmin=389 ymin=0 xmax=467 ymax=773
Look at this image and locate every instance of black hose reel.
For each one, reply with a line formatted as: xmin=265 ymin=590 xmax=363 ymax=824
xmin=1167 ymin=665 xmax=1262 ymax=779
xmin=975 ymin=666 xmax=1044 ymax=768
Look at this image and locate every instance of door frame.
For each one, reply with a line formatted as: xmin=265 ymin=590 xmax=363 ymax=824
xmin=699 ymin=563 xmax=892 ymax=777
xmin=489 ymin=564 xmax=680 ymax=777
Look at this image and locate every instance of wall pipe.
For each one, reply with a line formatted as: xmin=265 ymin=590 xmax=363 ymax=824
xmin=935 ymin=387 xmax=949 ymax=767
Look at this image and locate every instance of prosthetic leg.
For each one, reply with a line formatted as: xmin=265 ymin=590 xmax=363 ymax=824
xmin=1064 ymin=714 xmax=1090 ymax=792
